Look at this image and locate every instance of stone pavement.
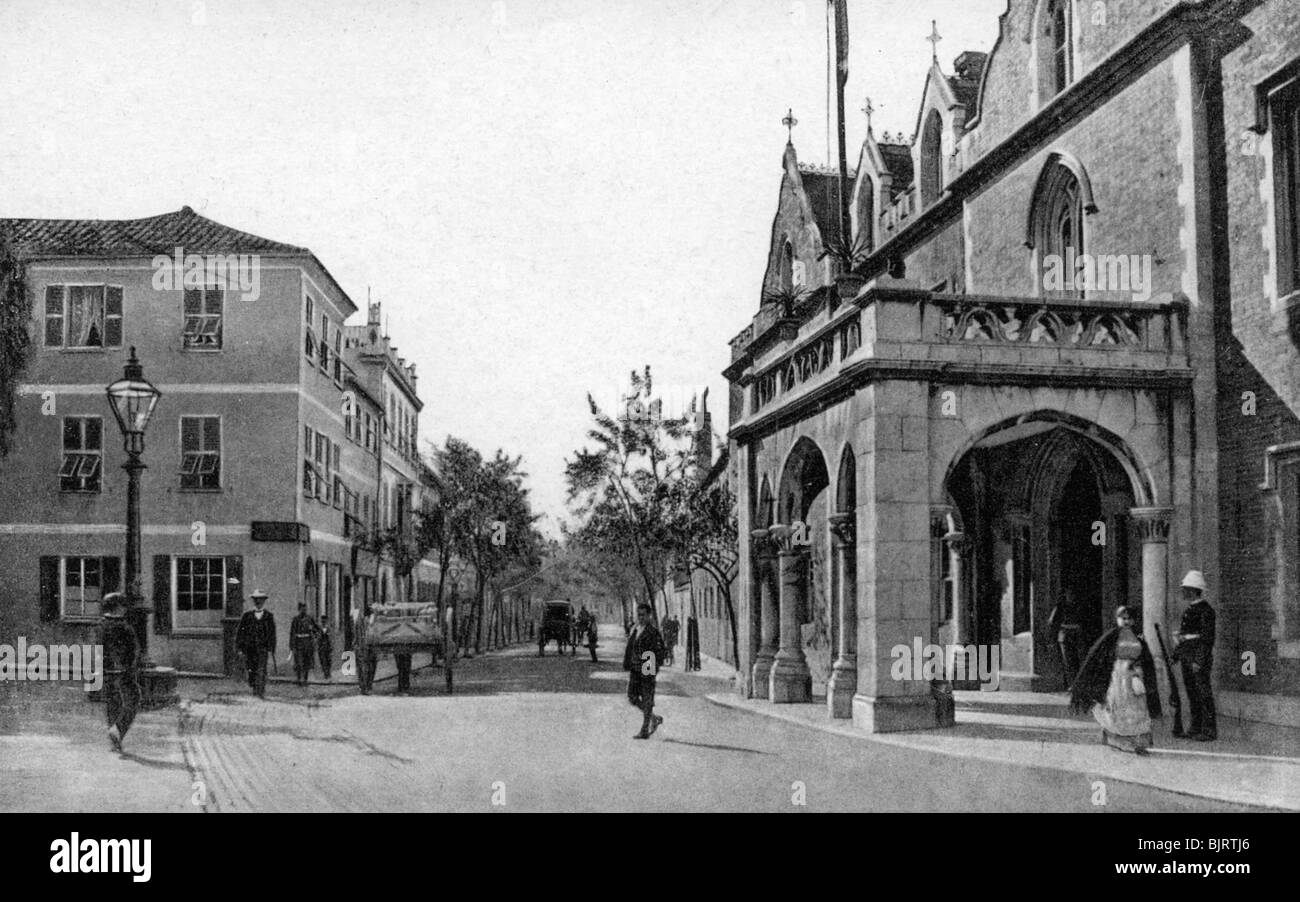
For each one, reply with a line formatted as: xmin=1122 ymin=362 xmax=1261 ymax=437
xmin=703 ymin=675 xmax=1300 ymax=811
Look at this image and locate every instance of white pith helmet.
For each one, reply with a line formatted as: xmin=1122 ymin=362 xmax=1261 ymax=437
xmin=1181 ymin=570 xmax=1207 ymax=592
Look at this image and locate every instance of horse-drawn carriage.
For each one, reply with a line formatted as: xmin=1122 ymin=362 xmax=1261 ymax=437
xmin=354 ymin=602 xmax=455 ymax=694
xmin=537 ymin=600 xmax=576 ymax=656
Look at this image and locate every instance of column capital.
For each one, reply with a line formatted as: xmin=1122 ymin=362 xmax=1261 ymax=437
xmin=828 ymin=512 xmax=855 ymax=546
xmin=768 ymin=523 xmax=810 ymax=556
xmin=1130 ymin=506 xmax=1174 ymax=543
xmin=750 ymin=528 xmax=779 ymax=560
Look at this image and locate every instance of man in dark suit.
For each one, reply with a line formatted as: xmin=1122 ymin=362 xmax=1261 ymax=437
xmin=290 ymin=603 xmax=320 ymax=686
xmin=623 ymin=603 xmax=666 ymax=739
xmin=1173 ymin=570 xmax=1216 ymax=741
xmin=99 ymin=592 xmax=140 ymax=752
xmin=235 ymin=590 xmax=277 ymax=698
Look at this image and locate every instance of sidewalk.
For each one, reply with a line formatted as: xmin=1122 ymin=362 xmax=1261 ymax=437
xmin=705 ymin=687 xmax=1300 ymax=811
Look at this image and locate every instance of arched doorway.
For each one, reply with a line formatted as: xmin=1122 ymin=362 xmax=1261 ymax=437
xmin=943 ymin=414 xmax=1147 ymax=691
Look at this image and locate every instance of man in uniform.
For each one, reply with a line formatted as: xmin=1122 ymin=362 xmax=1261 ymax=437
xmin=235 ymin=590 xmax=277 ymax=697
xmin=99 ymin=592 xmax=140 ymax=752
xmin=317 ymin=621 xmax=334 ymax=680
xmin=290 ymin=602 xmax=320 ymax=686
xmin=1173 ymin=570 xmax=1216 ymax=741
xmin=623 ymin=603 xmax=666 ymax=739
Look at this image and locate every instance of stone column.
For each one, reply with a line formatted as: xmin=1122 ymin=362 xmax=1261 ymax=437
xmin=1131 ymin=507 xmax=1173 ymax=700
xmin=749 ymin=528 xmax=779 ymax=698
xmin=769 ymin=523 xmax=812 ymax=703
xmin=827 ymin=513 xmax=857 ymax=718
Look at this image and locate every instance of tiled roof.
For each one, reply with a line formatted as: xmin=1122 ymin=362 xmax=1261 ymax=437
xmin=878 ymin=143 xmax=914 ymax=198
xmin=797 ymin=168 xmax=847 ymax=247
xmin=0 ymin=206 xmax=307 ymax=258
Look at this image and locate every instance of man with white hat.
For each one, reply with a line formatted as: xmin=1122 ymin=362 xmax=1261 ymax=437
xmin=235 ymin=590 xmax=277 ymax=698
xmin=1172 ymin=570 xmax=1216 ymax=741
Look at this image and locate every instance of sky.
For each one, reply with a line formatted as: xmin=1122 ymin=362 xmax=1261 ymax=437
xmin=0 ymin=0 xmax=1006 ymax=534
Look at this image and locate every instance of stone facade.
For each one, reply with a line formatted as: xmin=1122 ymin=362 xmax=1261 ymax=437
xmin=725 ymin=0 xmax=1299 ymax=733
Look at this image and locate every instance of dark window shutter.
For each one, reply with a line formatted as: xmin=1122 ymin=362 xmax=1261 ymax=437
xmin=39 ymin=556 xmax=60 ymax=622
xmin=44 ymin=286 xmax=64 ymax=347
xmin=152 ymin=555 xmax=172 ymax=634
xmin=101 ymin=557 xmax=122 ymax=595
xmin=225 ymin=555 xmax=243 ymax=616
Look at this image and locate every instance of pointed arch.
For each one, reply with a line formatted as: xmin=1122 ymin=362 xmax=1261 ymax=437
xmin=835 ymin=445 xmax=857 ymax=514
xmin=920 ymin=110 xmax=945 ymax=207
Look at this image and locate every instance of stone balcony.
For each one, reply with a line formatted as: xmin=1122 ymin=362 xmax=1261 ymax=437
xmin=725 ymin=277 xmax=1192 ymax=432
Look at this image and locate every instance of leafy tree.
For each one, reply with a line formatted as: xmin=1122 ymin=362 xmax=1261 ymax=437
xmin=565 ymin=367 xmax=694 ymax=619
xmin=671 ymin=468 xmax=740 ymax=665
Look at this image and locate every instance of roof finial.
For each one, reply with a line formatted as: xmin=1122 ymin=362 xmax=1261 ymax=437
xmin=782 ymin=108 xmax=798 ymax=143
xmin=861 ymin=96 xmax=874 ymax=132
xmin=927 ymin=20 xmax=942 ymax=65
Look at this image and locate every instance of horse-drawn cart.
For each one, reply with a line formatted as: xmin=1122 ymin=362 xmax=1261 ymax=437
xmin=354 ymin=602 xmax=455 ymax=694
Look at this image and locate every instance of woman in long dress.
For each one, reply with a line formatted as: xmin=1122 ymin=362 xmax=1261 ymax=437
xmin=1069 ymin=605 xmax=1162 ymax=755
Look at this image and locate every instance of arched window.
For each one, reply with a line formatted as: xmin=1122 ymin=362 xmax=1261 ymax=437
xmin=1038 ymin=0 xmax=1076 ymax=102
xmin=1030 ymin=158 xmax=1092 ymax=299
xmin=855 ymin=176 xmax=874 ymax=254
xmin=920 ymin=111 xmax=944 ymax=207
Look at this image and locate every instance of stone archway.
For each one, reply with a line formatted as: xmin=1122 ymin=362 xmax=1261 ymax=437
xmin=943 ymin=413 xmax=1149 ymax=692
xmin=768 ymin=437 xmax=830 ymax=703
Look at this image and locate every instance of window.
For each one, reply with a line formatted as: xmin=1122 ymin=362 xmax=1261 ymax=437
xmin=1051 ymin=0 xmax=1073 ymax=91
xmin=315 ymin=433 xmax=330 ymax=503
xmin=779 ymin=241 xmax=794 ymax=294
xmin=333 ymin=330 xmax=343 ymax=383
xmin=920 ymin=110 xmax=944 ymax=207
xmin=180 ymin=416 xmax=221 ymax=490
xmin=61 ymin=556 xmax=120 ymax=620
xmin=183 ymin=285 xmax=224 ymax=349
xmin=60 ymin=416 xmax=102 ymax=492
xmin=175 ymin=556 xmax=226 ymax=631
xmin=1031 ymin=159 xmax=1088 ymax=299
xmin=319 ymin=314 xmax=331 ymax=373
xmin=303 ymin=425 xmax=316 ymax=497
xmin=304 ymin=297 xmax=316 ymax=360
xmin=364 ymin=412 xmax=376 ymax=453
xmin=856 ymin=176 xmax=874 ymax=254
xmin=1271 ymin=76 xmax=1300 ymax=297
xmin=43 ymin=285 xmax=122 ymax=349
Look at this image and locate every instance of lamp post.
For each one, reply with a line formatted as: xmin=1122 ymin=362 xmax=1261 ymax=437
xmin=105 ymin=347 xmax=172 ymax=704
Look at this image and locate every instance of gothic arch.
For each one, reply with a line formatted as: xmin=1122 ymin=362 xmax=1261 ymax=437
xmin=919 ymin=110 xmax=945 ymax=208
xmin=835 ymin=445 xmax=857 ymax=514
xmin=1025 ymin=151 xmax=1098 ymax=250
xmin=941 ymin=410 xmax=1156 ymax=508
xmin=777 ymin=436 xmax=830 ymax=524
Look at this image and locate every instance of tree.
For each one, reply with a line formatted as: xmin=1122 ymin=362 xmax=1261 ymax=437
xmin=671 ymin=468 xmax=740 ymax=666
xmin=432 ymin=436 xmax=541 ymax=654
xmin=564 ymin=367 xmax=695 ymax=619
xmin=0 ymin=226 xmax=32 ymax=458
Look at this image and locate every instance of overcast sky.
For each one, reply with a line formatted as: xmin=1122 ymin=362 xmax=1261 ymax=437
xmin=1 ymin=0 xmax=1006 ymax=533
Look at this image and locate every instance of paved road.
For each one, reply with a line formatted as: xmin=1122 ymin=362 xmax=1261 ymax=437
xmin=175 ymin=626 xmax=1256 ymax=812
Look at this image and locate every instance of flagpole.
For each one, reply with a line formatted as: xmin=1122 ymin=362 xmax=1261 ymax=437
xmin=832 ymin=0 xmax=851 ymax=262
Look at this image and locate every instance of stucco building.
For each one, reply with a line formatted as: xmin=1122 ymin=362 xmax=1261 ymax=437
xmin=0 ymin=207 xmax=440 ymax=675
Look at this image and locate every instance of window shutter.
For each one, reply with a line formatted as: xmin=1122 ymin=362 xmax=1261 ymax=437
xmin=104 ymin=286 xmax=123 ymax=347
xmin=44 ymin=286 xmax=64 ymax=347
xmin=39 ymin=556 xmax=60 ymax=622
xmin=101 ymin=557 xmax=122 ymax=595
xmin=152 ymin=555 xmax=172 ymax=634
xmin=225 ymin=555 xmax=243 ymax=616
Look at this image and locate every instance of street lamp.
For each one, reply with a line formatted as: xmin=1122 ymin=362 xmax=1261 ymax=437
xmin=105 ymin=347 xmax=161 ymax=666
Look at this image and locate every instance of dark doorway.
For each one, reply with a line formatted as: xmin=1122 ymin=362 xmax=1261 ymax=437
xmin=1055 ymin=460 xmax=1105 ymax=651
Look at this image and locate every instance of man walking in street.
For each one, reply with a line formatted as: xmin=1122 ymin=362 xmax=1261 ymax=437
xmin=623 ymin=603 xmax=666 ymax=739
xmin=317 ymin=621 xmax=334 ymax=680
xmin=290 ymin=602 xmax=320 ymax=686
xmin=99 ymin=592 xmax=140 ymax=752
xmin=236 ymin=590 xmax=277 ymax=698
xmin=1173 ymin=570 xmax=1217 ymax=741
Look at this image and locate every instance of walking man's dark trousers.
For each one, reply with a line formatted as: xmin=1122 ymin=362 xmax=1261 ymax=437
xmin=100 ymin=612 xmax=140 ymax=743
xmin=623 ymin=623 xmax=666 ymax=738
xmin=236 ymin=607 xmax=277 ymax=698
